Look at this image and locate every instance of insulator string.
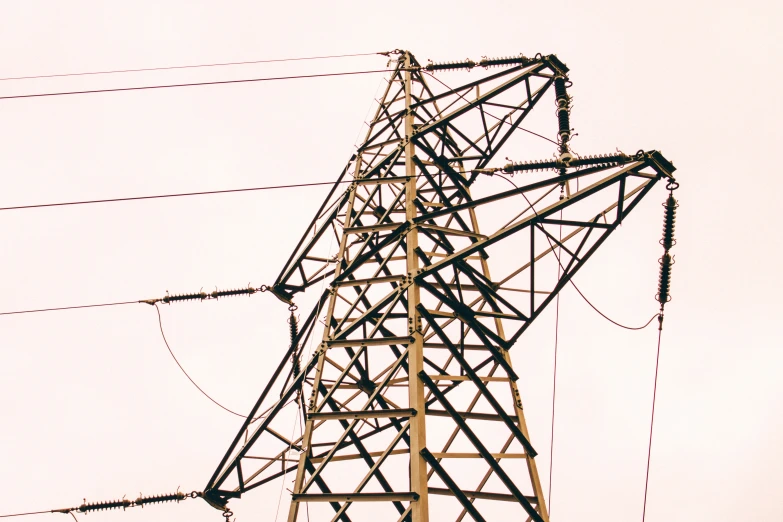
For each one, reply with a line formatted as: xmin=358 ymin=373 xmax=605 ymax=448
xmin=0 ymin=490 xmax=202 ymax=518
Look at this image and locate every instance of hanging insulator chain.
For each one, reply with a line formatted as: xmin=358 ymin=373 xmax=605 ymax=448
xmin=77 ymin=498 xmax=132 ymax=513
xmin=52 ymin=490 xmax=202 ymax=515
xmin=140 ymin=284 xmax=270 ymax=305
xmin=469 ymin=151 xmax=640 ymax=178
xmin=656 ymin=252 xmax=673 ymax=305
xmin=423 ymin=53 xmax=538 ymax=72
xmin=134 ymin=491 xmax=188 ymax=507
xmin=655 ymin=181 xmax=679 ymax=327
xmin=554 ymin=76 xmax=574 ymax=163
xmin=660 ymin=194 xmax=678 ymax=251
xmin=289 ymin=305 xmax=302 ymax=380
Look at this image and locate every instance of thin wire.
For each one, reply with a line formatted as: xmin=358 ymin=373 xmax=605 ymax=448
xmin=0 ymin=175 xmax=427 ymax=213
xmin=0 ymin=300 xmax=137 ymax=316
xmin=303 ymin=400 xmax=310 ymax=522
xmin=0 ymin=52 xmax=384 ymax=82
xmin=154 ymin=303 xmax=247 ymax=419
xmin=497 ymin=173 xmax=659 ymax=331
xmin=547 ymin=210 xmax=563 ymax=512
xmin=274 ymin=402 xmax=301 ymax=522
xmin=0 ymin=180 xmax=350 ymax=212
xmin=422 ymin=71 xmax=560 ymax=146
xmin=642 ymin=327 xmax=664 ymax=521
xmin=0 ymin=68 xmax=395 ymax=101
xmin=353 ymin=73 xmax=389 ymax=150
xmin=0 ymin=510 xmax=55 ymax=518
xmin=569 ymin=282 xmax=660 ymax=330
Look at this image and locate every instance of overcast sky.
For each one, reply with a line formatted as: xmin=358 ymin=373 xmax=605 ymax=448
xmin=1 ymin=2 xmax=780 ymax=521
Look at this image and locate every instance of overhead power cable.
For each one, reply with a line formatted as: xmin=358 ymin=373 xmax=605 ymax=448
xmin=0 ymin=510 xmax=53 ymax=518
xmin=0 ymin=68 xmax=395 ymax=101
xmin=0 ymin=301 xmax=138 ymax=316
xmin=152 ymin=299 xmax=292 ymax=421
xmin=0 ymin=51 xmax=384 ymax=82
xmin=0 ymin=180 xmax=350 ymax=212
xmin=0 ymin=176 xmax=429 ymax=213
xmin=642 ymin=327 xmax=664 ymax=521
xmin=548 ymin=208 xmax=564 ymax=514
xmin=153 ymin=303 xmax=248 ymax=419
xmin=569 ymin=282 xmax=659 ymax=330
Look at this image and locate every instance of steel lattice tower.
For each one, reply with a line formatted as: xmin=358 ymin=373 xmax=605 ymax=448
xmin=202 ymin=50 xmax=675 ymax=521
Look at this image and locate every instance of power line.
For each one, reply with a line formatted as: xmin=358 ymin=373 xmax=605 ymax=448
xmin=642 ymin=327 xmax=664 ymax=521
xmin=0 ymin=68 xmax=394 ymax=101
xmin=548 ymin=211 xmax=564 ymax=514
xmin=153 ymin=303 xmax=248 ymax=419
xmin=0 ymin=510 xmax=54 ymax=518
xmin=0 ymin=301 xmax=137 ymax=316
xmin=569 ymin=282 xmax=660 ymax=330
xmin=0 ymin=179 xmax=353 ymax=212
xmin=0 ymin=175 xmax=430 ymax=213
xmin=0 ymin=51 xmax=384 ymax=82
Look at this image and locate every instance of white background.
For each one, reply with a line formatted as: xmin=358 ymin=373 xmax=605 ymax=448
xmin=0 ymin=1 xmax=780 ymax=521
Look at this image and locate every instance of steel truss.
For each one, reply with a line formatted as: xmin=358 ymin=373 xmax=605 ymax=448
xmin=202 ymin=51 xmax=676 ymax=522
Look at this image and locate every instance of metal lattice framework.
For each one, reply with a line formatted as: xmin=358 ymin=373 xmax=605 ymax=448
xmin=202 ymin=50 xmax=676 ymax=522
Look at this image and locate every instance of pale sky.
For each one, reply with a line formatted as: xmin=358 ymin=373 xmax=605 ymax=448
xmin=1 ymin=2 xmax=780 ymax=521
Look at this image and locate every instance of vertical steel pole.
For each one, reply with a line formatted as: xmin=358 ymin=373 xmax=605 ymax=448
xmin=404 ymin=52 xmax=429 ymax=522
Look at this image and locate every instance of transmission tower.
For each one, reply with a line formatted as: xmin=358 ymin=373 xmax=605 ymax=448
xmin=202 ymin=50 xmax=676 ymax=521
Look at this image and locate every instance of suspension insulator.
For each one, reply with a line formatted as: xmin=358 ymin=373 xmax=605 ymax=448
xmin=289 ymin=313 xmax=298 ymax=344
xmin=656 ymin=253 xmax=673 ymax=304
xmin=554 ymin=77 xmax=568 ymax=106
xmin=426 ymin=55 xmax=535 ymax=72
xmin=557 ymin=108 xmax=570 ymax=137
xmin=477 ymin=54 xmax=532 ymax=68
xmin=163 ymin=291 xmax=207 ymax=304
xmin=553 ymin=76 xmax=572 ymax=149
xmin=660 ymin=195 xmax=678 ymax=250
xmin=503 ymin=158 xmax=559 ymax=173
xmin=424 ymin=59 xmax=476 ymax=71
xmin=289 ymin=312 xmax=301 ymax=376
xmin=78 ymin=499 xmax=132 ymax=512
xmin=502 ymin=152 xmax=633 ymax=174
xmin=135 ymin=492 xmax=187 ymax=507
xmin=210 ymin=287 xmax=257 ymax=299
